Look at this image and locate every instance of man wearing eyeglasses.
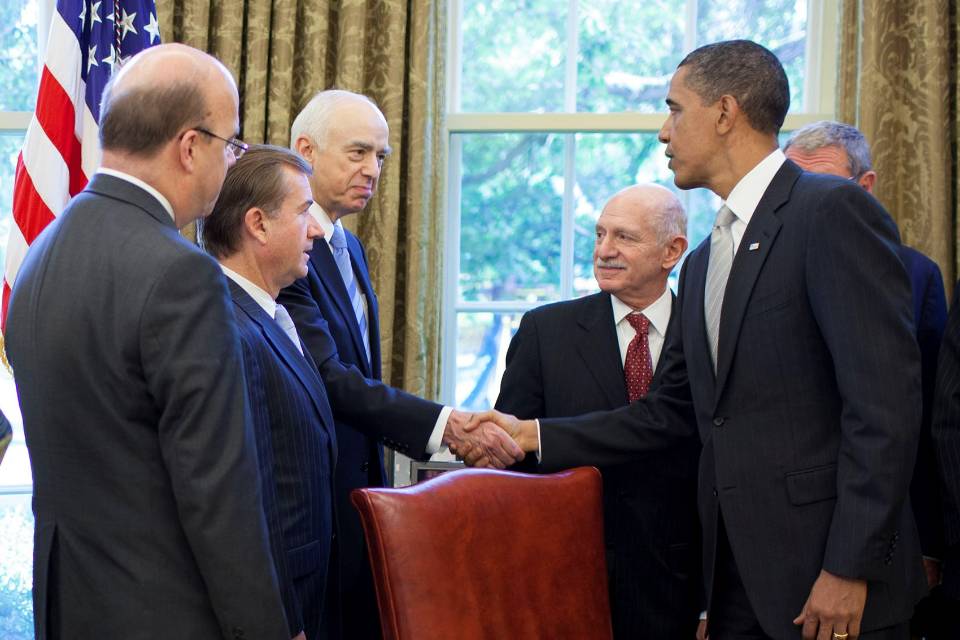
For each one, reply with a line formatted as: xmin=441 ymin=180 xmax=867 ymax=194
xmin=5 ymin=44 xmax=290 ymax=639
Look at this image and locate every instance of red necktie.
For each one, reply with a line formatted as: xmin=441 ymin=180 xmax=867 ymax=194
xmin=625 ymin=313 xmax=653 ymax=402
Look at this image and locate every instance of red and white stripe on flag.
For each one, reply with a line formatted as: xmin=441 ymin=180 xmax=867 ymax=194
xmin=3 ymin=0 xmax=160 ymax=331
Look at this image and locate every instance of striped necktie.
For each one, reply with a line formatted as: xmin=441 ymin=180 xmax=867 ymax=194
xmin=704 ymin=205 xmax=736 ymax=373
xmin=330 ymin=223 xmax=371 ymax=365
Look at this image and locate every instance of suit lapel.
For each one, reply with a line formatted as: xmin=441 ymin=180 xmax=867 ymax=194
xmin=651 ymin=293 xmax=679 ymax=384
xmin=308 ymin=238 xmax=371 ymax=375
xmin=229 ymin=280 xmax=337 ymax=441
xmin=713 ymin=163 xmax=798 ymax=397
xmin=575 ymin=293 xmax=628 ymax=407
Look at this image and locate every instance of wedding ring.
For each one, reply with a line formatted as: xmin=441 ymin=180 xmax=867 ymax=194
xmin=832 ymin=633 xmax=848 ymax=640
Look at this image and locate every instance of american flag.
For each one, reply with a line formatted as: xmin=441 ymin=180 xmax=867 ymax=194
xmin=3 ymin=0 xmax=161 ymax=330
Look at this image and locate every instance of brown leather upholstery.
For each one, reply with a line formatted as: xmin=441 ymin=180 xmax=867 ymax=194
xmin=351 ymin=466 xmax=612 ymax=639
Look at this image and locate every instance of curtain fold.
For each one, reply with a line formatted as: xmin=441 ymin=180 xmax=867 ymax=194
xmin=156 ymin=0 xmax=445 ymax=398
xmin=838 ymin=0 xmax=957 ymax=286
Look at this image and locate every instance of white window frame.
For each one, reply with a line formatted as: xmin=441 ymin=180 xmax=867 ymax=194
xmin=439 ymin=0 xmax=841 ymax=407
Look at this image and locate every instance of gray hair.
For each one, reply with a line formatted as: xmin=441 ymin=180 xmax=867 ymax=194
xmin=290 ymin=89 xmax=381 ymax=150
xmin=784 ymin=120 xmax=873 ymax=178
xmin=654 ymin=193 xmax=687 ymax=246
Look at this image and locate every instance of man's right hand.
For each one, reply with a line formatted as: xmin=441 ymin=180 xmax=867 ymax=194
xmin=449 ymin=410 xmax=539 ymax=467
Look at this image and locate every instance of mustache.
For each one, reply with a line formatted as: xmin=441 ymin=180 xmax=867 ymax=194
xmin=595 ymin=258 xmax=626 ymax=269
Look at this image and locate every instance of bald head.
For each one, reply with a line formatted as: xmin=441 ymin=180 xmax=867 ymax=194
xmin=100 ymin=43 xmax=238 ymax=157
xmin=594 ymin=184 xmax=688 ymax=309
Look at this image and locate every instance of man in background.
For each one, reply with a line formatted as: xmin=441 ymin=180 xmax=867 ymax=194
xmin=5 ymin=44 xmax=290 ymax=639
xmin=784 ymin=120 xmax=950 ymax=638
xmin=495 ymin=184 xmax=702 ymax=638
xmin=278 ymin=89 xmax=398 ymax=638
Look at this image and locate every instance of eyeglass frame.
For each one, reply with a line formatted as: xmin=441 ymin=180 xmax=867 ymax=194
xmin=193 ymin=126 xmax=249 ymax=159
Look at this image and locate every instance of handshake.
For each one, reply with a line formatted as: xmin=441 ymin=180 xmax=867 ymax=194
xmin=442 ymin=410 xmax=539 ymax=468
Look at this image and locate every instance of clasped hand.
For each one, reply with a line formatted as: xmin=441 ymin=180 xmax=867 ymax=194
xmin=447 ymin=410 xmax=537 ymax=467
xmin=443 ymin=409 xmax=525 ymax=468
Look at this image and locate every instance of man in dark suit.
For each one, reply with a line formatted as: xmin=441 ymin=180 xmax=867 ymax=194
xmin=783 ymin=121 xmax=950 ymax=637
xmin=495 ymin=184 xmax=701 ymax=638
xmin=277 ymin=89 xmax=398 ymax=638
xmin=465 ymin=40 xmax=925 ymax=639
xmin=202 ymin=146 xmax=334 ymax=640
xmin=5 ymin=45 xmax=290 ymax=639
xmin=203 ymin=145 xmax=522 ymax=639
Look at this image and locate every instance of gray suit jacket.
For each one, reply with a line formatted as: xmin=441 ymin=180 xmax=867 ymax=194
xmin=6 ymin=174 xmax=289 ymax=640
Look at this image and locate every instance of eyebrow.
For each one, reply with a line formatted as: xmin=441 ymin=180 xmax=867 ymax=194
xmin=665 ymin=97 xmax=679 ymax=108
xmin=346 ymin=140 xmax=393 ymax=156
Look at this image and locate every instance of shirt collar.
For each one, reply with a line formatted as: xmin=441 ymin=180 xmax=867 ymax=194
xmin=220 ymin=264 xmax=277 ymax=318
xmin=97 ymin=168 xmax=175 ymax=222
xmin=610 ymin=286 xmax=672 ymax=336
xmin=308 ymin=202 xmax=337 ymax=248
xmin=722 ymin=148 xmax=786 ymax=227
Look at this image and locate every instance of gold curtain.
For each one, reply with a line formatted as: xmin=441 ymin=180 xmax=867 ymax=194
xmin=155 ymin=0 xmax=446 ymax=398
xmin=838 ymin=0 xmax=957 ymax=286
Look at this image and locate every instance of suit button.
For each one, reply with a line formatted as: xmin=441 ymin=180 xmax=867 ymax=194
xmin=712 ymin=488 xmax=719 ymax=497
xmin=360 ymin=461 xmax=369 ymax=472
xmin=713 ymin=417 xmax=725 ymax=427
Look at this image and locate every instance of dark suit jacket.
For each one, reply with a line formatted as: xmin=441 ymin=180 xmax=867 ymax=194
xmin=5 ymin=174 xmax=288 ymax=640
xmin=932 ymin=281 xmax=960 ymax=599
xmin=229 ymin=280 xmax=338 ymax=640
xmin=495 ymin=291 xmax=701 ymax=638
xmin=898 ymin=246 xmax=948 ymax=559
xmin=279 ymin=231 xmax=445 ymax=638
xmin=537 ymin=162 xmax=927 ymax=638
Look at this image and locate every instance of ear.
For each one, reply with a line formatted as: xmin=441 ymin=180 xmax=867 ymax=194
xmin=294 ymin=135 xmax=314 ymax=163
xmin=661 ymin=235 xmax=689 ymax=270
xmin=857 ymin=170 xmax=877 ymax=194
xmin=178 ymin=129 xmax=202 ymax=172
xmin=243 ymin=207 xmax=269 ymax=245
xmin=716 ymin=95 xmax=738 ymax=135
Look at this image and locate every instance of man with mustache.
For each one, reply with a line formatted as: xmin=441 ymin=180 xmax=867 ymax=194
xmin=495 ymin=184 xmax=702 ymax=638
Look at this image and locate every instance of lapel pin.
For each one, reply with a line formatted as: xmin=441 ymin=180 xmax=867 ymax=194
xmin=748 ymin=242 xmax=760 ymax=251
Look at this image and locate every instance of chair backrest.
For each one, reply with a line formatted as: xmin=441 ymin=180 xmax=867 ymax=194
xmin=351 ymin=466 xmax=612 ymax=640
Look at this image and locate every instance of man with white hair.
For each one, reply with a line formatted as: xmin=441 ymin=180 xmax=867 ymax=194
xmin=495 ymin=184 xmax=703 ymax=638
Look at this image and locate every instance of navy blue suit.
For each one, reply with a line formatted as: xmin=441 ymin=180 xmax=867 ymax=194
xmin=897 ymin=247 xmax=948 ymax=560
xmin=229 ymin=280 xmax=338 ymax=640
xmin=495 ymin=291 xmax=701 ymax=638
xmin=537 ymin=162 xmax=926 ymax=637
xmin=279 ymin=229 xmax=443 ymax=639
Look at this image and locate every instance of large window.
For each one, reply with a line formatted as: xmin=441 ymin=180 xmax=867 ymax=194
xmin=441 ymin=0 xmax=839 ymax=410
xmin=0 ymin=1 xmax=44 ymax=637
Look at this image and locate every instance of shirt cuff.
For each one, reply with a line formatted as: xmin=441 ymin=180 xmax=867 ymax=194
xmin=535 ymin=418 xmax=542 ymax=463
xmin=425 ymin=406 xmax=454 ymax=455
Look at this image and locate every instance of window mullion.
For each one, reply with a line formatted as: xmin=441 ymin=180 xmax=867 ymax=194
xmin=560 ymin=134 xmax=576 ymax=299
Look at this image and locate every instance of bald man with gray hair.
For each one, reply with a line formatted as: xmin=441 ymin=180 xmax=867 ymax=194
xmin=495 ymin=184 xmax=703 ymax=638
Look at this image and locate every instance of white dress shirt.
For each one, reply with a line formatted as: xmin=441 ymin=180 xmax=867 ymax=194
xmin=722 ymin=148 xmax=786 ymax=254
xmin=611 ymin=287 xmax=672 ymax=369
xmin=308 ymin=203 xmax=370 ymax=319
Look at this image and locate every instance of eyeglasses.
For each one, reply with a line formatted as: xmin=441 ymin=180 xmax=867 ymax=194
xmin=194 ymin=127 xmax=249 ymax=159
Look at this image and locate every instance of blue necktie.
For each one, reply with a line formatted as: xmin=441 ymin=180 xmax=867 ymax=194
xmin=330 ymin=223 xmax=371 ymax=365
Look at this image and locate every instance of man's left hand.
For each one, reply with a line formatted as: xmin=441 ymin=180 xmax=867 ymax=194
xmin=793 ymin=569 xmax=867 ymax=640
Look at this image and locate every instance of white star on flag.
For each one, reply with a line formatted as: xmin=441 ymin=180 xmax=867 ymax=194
xmin=102 ymin=45 xmax=120 ymax=72
xmin=119 ymin=9 xmax=138 ymax=40
xmin=79 ymin=2 xmax=87 ymax=29
xmin=144 ymin=13 xmax=161 ymax=44
xmin=87 ymin=44 xmax=99 ymax=74
xmin=90 ymin=0 xmax=102 ymax=25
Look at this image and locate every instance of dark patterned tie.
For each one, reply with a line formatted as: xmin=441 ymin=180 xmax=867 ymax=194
xmin=625 ymin=313 xmax=653 ymax=401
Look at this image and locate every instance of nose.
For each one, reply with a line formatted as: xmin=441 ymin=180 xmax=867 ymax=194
xmin=361 ymin=154 xmax=381 ymax=179
xmin=595 ymin=233 xmax=616 ymax=259
xmin=307 ymin=218 xmax=323 ymax=240
xmin=658 ymin=118 xmax=670 ymax=144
